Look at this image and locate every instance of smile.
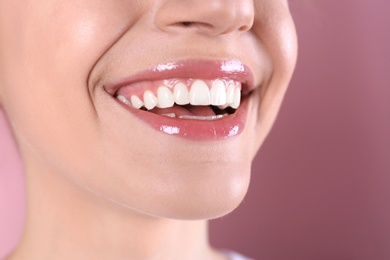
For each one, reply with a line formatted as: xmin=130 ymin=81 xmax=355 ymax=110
xmin=115 ymin=78 xmax=241 ymax=120
xmin=104 ymin=60 xmax=255 ymax=141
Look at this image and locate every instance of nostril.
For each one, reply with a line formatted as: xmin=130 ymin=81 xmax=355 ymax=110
xmin=238 ymin=25 xmax=250 ymax=32
xmin=156 ymin=1 xmax=255 ymax=35
xmin=173 ymin=21 xmax=213 ymax=31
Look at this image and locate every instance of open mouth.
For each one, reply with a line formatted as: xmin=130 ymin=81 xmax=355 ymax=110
xmin=103 ymin=60 xmax=255 ymax=140
xmin=114 ymin=78 xmax=242 ymax=121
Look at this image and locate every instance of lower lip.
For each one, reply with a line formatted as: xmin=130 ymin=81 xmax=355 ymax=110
xmin=116 ymin=97 xmax=250 ymax=141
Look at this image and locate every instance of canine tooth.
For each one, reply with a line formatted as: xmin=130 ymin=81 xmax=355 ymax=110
xmin=231 ymin=88 xmax=241 ymax=109
xmin=210 ymin=80 xmax=227 ymax=106
xmin=117 ymin=95 xmax=131 ymax=106
xmin=157 ymin=86 xmax=174 ymax=108
xmin=143 ymin=91 xmax=158 ymax=110
xmin=162 ymin=113 xmax=176 ymax=118
xmin=226 ymin=84 xmax=235 ymax=104
xmin=173 ymin=82 xmax=190 ymax=105
xmin=130 ymin=95 xmax=144 ymax=109
xmin=190 ymin=80 xmax=211 ymax=106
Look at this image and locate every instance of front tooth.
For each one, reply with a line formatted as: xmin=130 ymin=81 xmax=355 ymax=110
xmin=190 ymin=80 xmax=211 ymax=106
xmin=131 ymin=95 xmax=144 ymax=109
xmin=117 ymin=95 xmax=131 ymax=106
xmin=231 ymin=88 xmax=241 ymax=109
xmin=226 ymin=84 xmax=235 ymax=105
xmin=157 ymin=86 xmax=174 ymax=108
xmin=143 ymin=91 xmax=158 ymax=110
xmin=173 ymin=82 xmax=190 ymax=105
xmin=210 ymin=79 xmax=227 ymax=106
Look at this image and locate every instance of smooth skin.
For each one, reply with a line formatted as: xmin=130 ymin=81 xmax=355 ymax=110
xmin=0 ymin=0 xmax=297 ymax=259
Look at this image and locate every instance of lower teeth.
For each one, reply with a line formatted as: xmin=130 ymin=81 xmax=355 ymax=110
xmin=161 ymin=113 xmax=228 ymax=120
xmin=161 ymin=113 xmax=176 ymax=118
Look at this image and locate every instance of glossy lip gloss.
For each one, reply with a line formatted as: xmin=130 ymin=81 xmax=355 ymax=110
xmin=104 ymin=60 xmax=255 ymax=141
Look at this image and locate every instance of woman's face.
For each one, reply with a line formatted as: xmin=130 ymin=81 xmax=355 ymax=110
xmin=0 ymin=0 xmax=297 ymax=219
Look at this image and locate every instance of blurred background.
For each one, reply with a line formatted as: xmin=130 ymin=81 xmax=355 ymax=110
xmin=1 ymin=0 xmax=389 ymax=259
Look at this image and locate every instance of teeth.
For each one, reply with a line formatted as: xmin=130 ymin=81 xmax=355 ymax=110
xmin=117 ymin=95 xmax=131 ymax=106
xmin=226 ymin=84 xmax=235 ymax=105
xmin=157 ymin=86 xmax=174 ymax=108
xmin=189 ymin=80 xmax=211 ymax=106
xmin=173 ymin=82 xmax=190 ymax=105
xmin=162 ymin=113 xmax=176 ymax=118
xmin=130 ymin=95 xmax=144 ymax=109
xmin=210 ymin=79 xmax=227 ymax=106
xmin=232 ymin=88 xmax=241 ymax=109
xmin=178 ymin=114 xmax=228 ymax=120
xmin=116 ymin=79 xmax=242 ymax=114
xmin=143 ymin=91 xmax=158 ymax=110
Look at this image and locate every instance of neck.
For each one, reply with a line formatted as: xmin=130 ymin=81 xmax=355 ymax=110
xmin=10 ymin=162 xmax=221 ymax=260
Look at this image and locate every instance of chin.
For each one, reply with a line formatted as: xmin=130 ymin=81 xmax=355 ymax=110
xmin=139 ymin=163 xmax=251 ymax=220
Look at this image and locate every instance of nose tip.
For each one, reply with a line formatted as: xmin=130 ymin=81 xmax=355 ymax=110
xmin=155 ymin=0 xmax=254 ymax=35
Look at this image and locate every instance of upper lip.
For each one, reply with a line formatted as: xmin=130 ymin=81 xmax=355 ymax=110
xmin=103 ymin=59 xmax=256 ymax=96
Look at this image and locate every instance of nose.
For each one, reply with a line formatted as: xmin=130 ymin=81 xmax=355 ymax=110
xmin=155 ymin=0 xmax=255 ymax=35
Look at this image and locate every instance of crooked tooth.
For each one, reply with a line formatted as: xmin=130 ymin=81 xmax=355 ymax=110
xmin=143 ymin=91 xmax=158 ymax=110
xmin=173 ymin=82 xmax=190 ymax=105
xmin=226 ymin=84 xmax=235 ymax=105
xmin=210 ymin=79 xmax=227 ymax=106
xmin=231 ymin=88 xmax=241 ymax=109
xmin=189 ymin=80 xmax=211 ymax=106
xmin=117 ymin=95 xmax=131 ymax=106
xmin=130 ymin=95 xmax=143 ymax=109
xmin=157 ymin=86 xmax=174 ymax=108
xmin=178 ymin=114 xmax=228 ymax=120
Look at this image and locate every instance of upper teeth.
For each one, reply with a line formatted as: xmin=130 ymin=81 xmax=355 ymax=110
xmin=115 ymin=79 xmax=241 ymax=110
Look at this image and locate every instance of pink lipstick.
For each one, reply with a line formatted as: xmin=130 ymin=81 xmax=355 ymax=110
xmin=104 ymin=60 xmax=255 ymax=141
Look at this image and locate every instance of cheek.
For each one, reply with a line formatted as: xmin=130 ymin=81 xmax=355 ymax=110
xmin=0 ymin=1 xmax=133 ymax=156
xmin=251 ymin=1 xmax=298 ymax=148
xmin=0 ymin=1 xmax=145 ymax=200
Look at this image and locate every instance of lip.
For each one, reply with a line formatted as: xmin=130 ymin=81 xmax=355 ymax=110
xmin=104 ymin=59 xmax=255 ymax=141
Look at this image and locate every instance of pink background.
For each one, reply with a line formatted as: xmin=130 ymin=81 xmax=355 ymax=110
xmin=1 ymin=0 xmax=390 ymax=259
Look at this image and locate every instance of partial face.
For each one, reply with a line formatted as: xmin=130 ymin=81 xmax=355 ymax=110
xmin=0 ymin=0 xmax=297 ymax=219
